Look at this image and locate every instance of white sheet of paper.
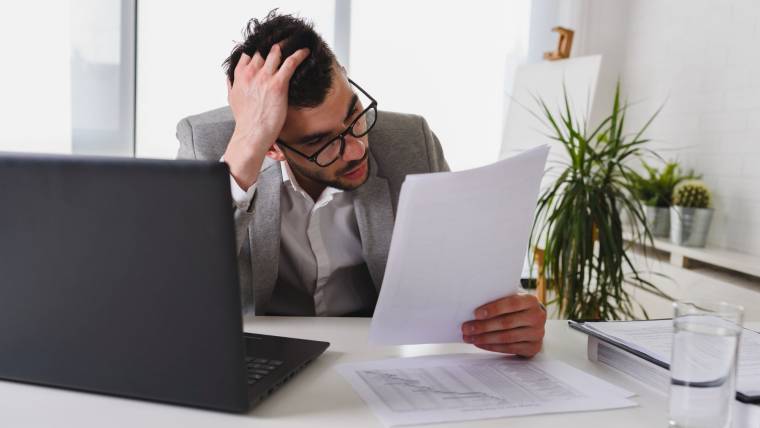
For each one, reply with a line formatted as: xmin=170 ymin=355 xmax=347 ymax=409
xmin=369 ymin=145 xmax=549 ymax=345
xmin=336 ymin=353 xmax=637 ymax=427
xmin=586 ymin=320 xmax=760 ymax=395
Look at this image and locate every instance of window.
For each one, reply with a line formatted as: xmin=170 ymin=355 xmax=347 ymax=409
xmin=135 ymin=0 xmax=337 ymax=159
xmin=1 ymin=1 xmax=532 ymax=165
xmin=0 ymin=0 xmax=135 ymax=156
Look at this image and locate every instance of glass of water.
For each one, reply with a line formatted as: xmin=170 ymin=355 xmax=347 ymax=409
xmin=668 ymin=301 xmax=744 ymax=428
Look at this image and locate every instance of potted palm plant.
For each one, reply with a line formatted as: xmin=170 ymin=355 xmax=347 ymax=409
xmin=528 ymin=84 xmax=669 ymax=320
xmin=629 ymin=161 xmax=699 ymax=238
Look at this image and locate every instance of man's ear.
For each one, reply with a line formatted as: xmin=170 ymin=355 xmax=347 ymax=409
xmin=266 ymin=144 xmax=286 ymax=161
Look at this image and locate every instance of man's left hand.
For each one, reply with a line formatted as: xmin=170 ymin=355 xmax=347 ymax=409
xmin=461 ymin=294 xmax=546 ymax=357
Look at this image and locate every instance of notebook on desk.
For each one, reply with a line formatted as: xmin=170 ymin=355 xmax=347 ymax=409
xmin=569 ymin=319 xmax=760 ymax=404
xmin=0 ymin=154 xmax=329 ymax=412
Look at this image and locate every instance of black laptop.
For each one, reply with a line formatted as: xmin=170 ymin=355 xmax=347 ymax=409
xmin=0 ymin=154 xmax=328 ymax=412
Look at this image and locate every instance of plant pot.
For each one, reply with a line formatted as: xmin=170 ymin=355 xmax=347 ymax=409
xmin=644 ymin=205 xmax=670 ymax=238
xmin=670 ymin=206 xmax=713 ymax=247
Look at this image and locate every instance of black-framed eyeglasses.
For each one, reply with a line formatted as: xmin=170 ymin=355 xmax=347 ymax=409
xmin=276 ymin=78 xmax=378 ymax=168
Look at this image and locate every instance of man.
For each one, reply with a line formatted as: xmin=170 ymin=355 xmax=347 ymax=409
xmin=176 ymin=11 xmax=546 ymax=357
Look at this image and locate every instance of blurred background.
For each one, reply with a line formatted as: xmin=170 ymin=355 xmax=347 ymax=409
xmin=1 ymin=0 xmax=759 ymax=318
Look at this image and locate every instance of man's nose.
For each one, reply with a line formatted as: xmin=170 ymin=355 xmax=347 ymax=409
xmin=342 ymin=135 xmax=366 ymax=161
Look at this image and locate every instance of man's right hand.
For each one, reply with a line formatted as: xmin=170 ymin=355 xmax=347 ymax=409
xmin=223 ymin=44 xmax=311 ymax=190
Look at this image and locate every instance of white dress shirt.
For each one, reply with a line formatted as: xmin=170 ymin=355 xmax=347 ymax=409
xmin=228 ymin=162 xmax=376 ymax=316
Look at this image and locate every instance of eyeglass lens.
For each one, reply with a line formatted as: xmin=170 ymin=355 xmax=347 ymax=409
xmin=315 ymin=107 xmax=376 ymax=166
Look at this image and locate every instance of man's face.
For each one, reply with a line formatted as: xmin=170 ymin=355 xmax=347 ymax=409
xmin=272 ymin=67 xmax=371 ymax=192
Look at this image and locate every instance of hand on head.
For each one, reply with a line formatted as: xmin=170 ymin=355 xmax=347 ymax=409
xmin=223 ymin=44 xmax=310 ymax=189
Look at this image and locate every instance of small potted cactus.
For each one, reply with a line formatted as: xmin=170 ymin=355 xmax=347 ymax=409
xmin=670 ymin=180 xmax=713 ymax=247
xmin=629 ymin=161 xmax=699 ymax=238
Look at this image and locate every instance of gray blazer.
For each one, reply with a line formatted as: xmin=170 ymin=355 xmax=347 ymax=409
xmin=176 ymin=107 xmax=450 ymax=315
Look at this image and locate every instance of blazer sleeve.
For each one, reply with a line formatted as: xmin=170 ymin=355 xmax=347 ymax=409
xmin=175 ymin=118 xmax=196 ymax=160
xmin=420 ymin=116 xmax=451 ymax=173
xmin=175 ymin=117 xmax=254 ymax=254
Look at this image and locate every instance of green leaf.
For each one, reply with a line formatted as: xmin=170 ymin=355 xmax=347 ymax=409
xmin=529 ymin=79 xmax=670 ymax=320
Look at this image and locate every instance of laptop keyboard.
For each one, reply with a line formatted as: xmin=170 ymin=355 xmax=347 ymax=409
xmin=245 ymin=357 xmax=283 ymax=385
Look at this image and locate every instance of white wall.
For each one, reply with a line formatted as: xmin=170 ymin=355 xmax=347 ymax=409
xmin=135 ymin=1 xmax=335 ymax=159
xmin=350 ymin=1 xmax=532 ymax=171
xmin=576 ymin=0 xmax=760 ymax=256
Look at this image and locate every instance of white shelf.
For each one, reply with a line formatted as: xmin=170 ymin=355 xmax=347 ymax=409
xmin=624 ymin=232 xmax=760 ymax=278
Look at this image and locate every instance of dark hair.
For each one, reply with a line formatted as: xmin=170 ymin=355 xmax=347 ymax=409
xmin=222 ymin=10 xmax=336 ymax=108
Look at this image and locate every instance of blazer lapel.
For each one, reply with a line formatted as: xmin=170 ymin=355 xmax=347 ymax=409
xmin=249 ymin=162 xmax=282 ymax=314
xmin=353 ymin=156 xmax=395 ymax=292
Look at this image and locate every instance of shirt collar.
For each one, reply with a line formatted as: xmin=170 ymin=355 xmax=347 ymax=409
xmin=280 ymin=161 xmax=343 ymax=205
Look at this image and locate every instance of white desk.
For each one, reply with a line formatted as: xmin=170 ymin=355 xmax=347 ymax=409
xmin=1 ymin=318 xmax=757 ymax=427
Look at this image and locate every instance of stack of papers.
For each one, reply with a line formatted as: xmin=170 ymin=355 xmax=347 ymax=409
xmin=574 ymin=320 xmax=760 ymax=400
xmin=337 ymin=354 xmax=637 ymax=427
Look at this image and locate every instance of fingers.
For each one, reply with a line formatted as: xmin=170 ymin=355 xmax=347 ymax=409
xmin=474 ymin=294 xmax=537 ymax=320
xmin=276 ymin=47 xmax=311 ymax=82
xmin=233 ymin=52 xmax=251 ymax=83
xmin=263 ymin=43 xmax=282 ymax=74
xmin=461 ymin=293 xmax=547 ymax=358
xmin=462 ymin=295 xmax=545 ymax=336
xmin=475 ymin=342 xmax=543 ymax=357
xmin=238 ymin=52 xmax=251 ymax=67
xmin=249 ymin=51 xmax=264 ymax=72
xmin=234 ymin=44 xmax=309 ymax=88
xmin=463 ymin=326 xmax=544 ymax=346
xmin=462 ymin=310 xmax=540 ymax=336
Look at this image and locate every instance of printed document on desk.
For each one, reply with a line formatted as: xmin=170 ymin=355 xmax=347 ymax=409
xmin=336 ymin=353 xmax=637 ymax=427
xmin=369 ymin=145 xmax=550 ymax=345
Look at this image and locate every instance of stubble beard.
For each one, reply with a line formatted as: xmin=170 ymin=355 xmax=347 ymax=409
xmin=286 ymin=151 xmax=370 ymax=192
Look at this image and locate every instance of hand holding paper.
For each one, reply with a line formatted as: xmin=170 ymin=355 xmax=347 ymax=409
xmin=462 ymin=294 xmax=547 ymax=356
xmin=369 ymin=145 xmax=550 ymax=346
